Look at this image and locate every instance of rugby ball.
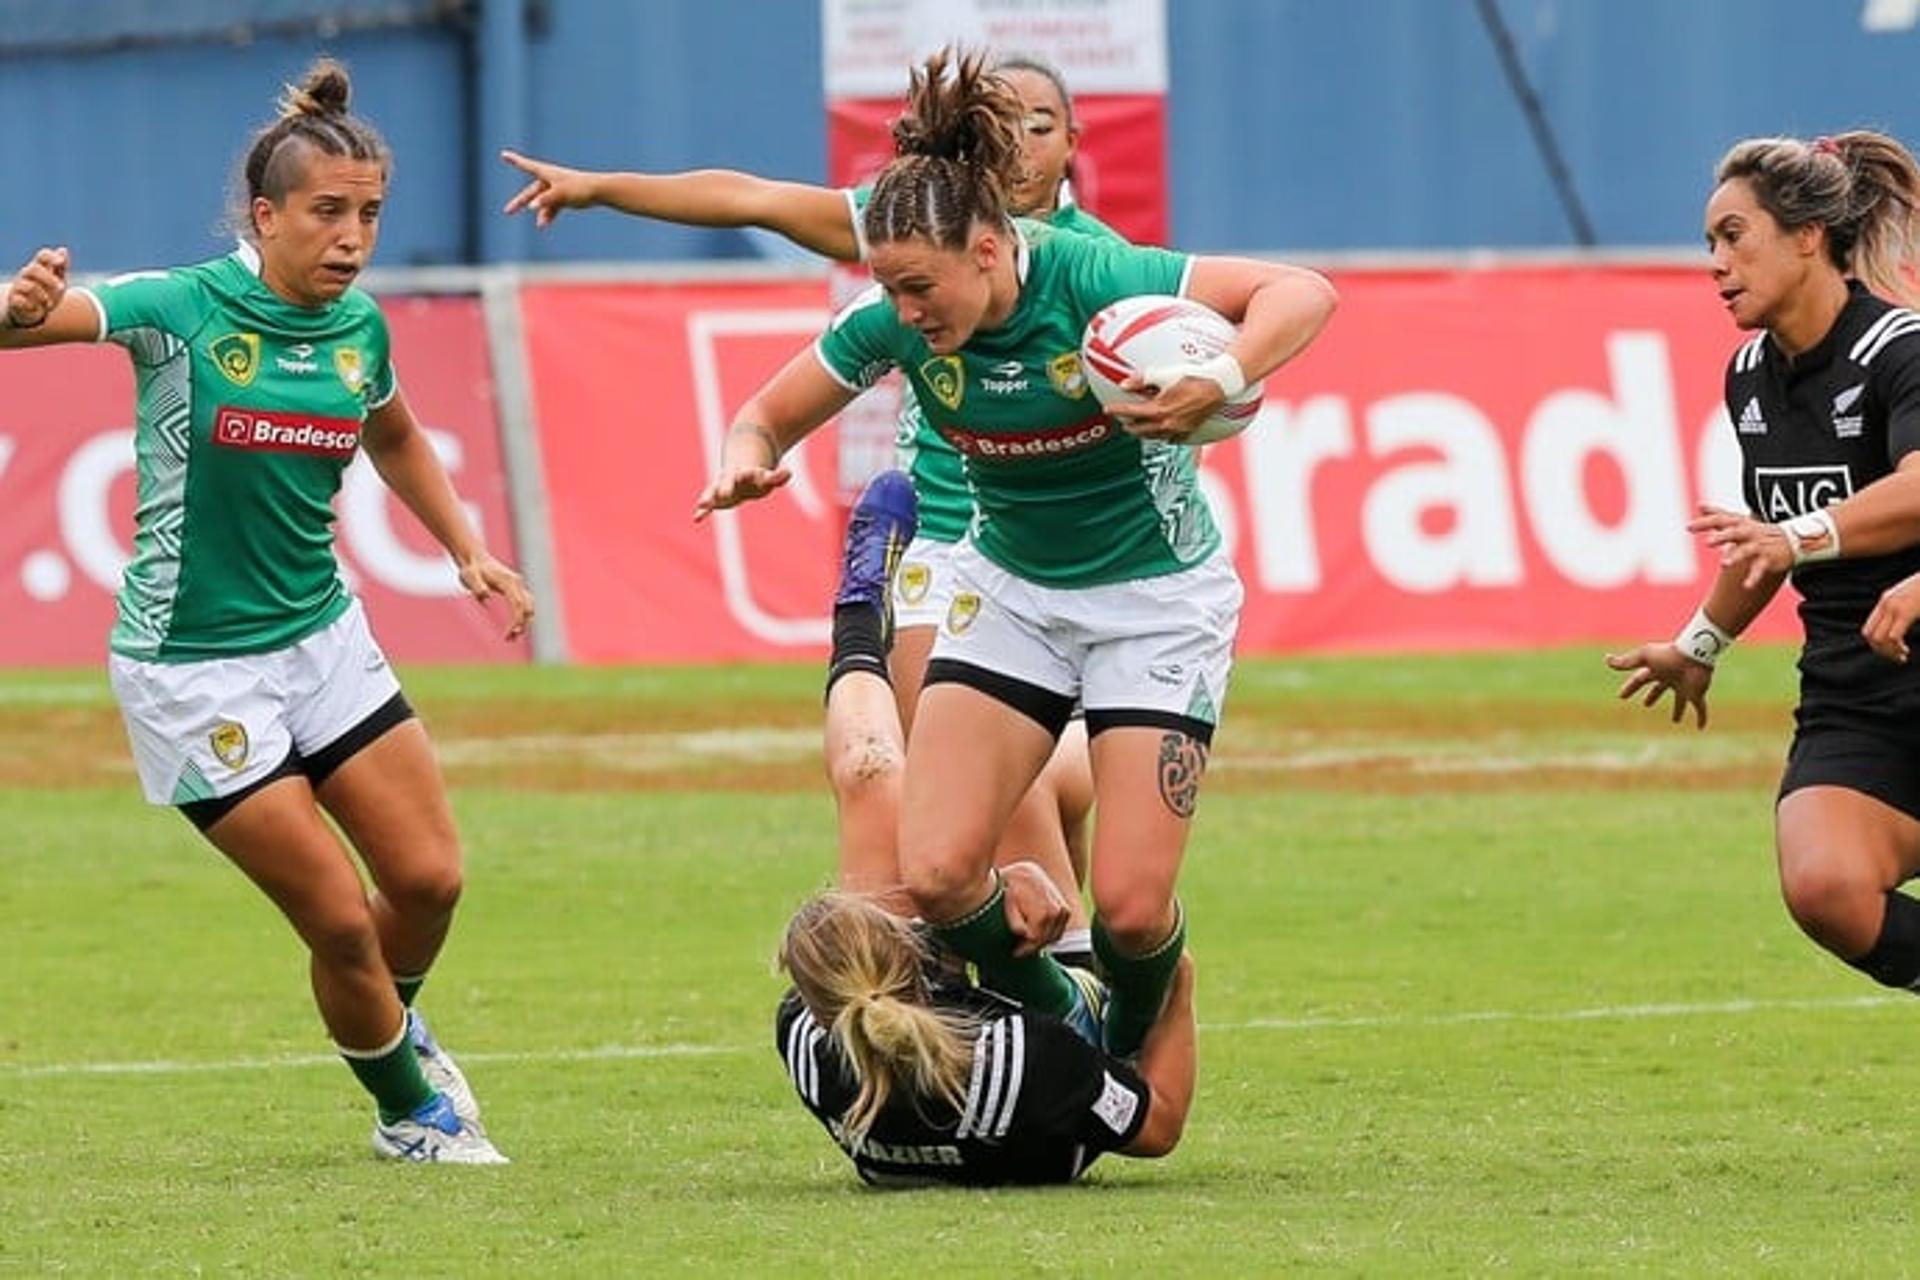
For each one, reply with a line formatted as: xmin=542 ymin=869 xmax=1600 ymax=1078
xmin=1080 ymin=294 xmax=1264 ymax=445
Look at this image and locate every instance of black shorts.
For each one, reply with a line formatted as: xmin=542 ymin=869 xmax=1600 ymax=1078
xmin=1778 ymin=724 xmax=1920 ymax=822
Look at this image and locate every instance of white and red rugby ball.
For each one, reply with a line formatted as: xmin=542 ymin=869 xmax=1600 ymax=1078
xmin=1080 ymin=294 xmax=1264 ymax=445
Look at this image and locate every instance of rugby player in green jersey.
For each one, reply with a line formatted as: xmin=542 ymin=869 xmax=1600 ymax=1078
xmin=696 ymin=49 xmax=1337 ymax=1059
xmin=499 ymin=55 xmax=1102 ymax=950
xmin=1 ymin=59 xmax=529 ymax=1164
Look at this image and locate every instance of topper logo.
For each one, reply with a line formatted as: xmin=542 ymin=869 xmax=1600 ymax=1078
xmin=213 ymin=407 xmax=360 ymax=458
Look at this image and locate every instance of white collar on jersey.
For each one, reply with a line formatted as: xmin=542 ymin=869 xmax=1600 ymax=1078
xmin=1055 ymin=179 xmax=1077 ymax=209
xmin=232 ymin=239 xmax=264 ymax=276
xmin=1014 ymin=222 xmax=1031 ymax=285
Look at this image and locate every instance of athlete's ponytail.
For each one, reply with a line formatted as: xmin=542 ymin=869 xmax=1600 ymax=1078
xmin=863 ymin=47 xmax=1026 ymax=251
xmin=232 ymin=56 xmax=391 ymax=239
xmin=1716 ymin=131 xmax=1920 ymax=308
xmin=779 ymin=892 xmax=976 ymax=1143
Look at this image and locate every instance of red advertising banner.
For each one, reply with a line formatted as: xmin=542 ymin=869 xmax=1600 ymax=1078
xmin=1207 ymin=265 xmax=1798 ymax=652
xmin=519 ymin=280 xmax=845 ymax=663
xmin=828 ymin=93 xmax=1170 ymax=247
xmin=523 ymin=266 xmax=1799 ymax=665
xmin=0 ymin=295 xmax=525 ymax=666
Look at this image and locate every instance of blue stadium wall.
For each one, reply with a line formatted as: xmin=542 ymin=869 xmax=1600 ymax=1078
xmin=5 ymin=0 xmax=1920 ymax=271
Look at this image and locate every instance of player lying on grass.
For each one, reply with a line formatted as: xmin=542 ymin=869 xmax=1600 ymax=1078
xmin=776 ymin=879 xmax=1195 ymax=1187
xmin=773 ymin=468 xmax=1195 ymax=1184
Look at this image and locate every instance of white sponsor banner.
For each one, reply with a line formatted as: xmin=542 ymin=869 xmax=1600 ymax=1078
xmin=823 ymin=0 xmax=1167 ymax=98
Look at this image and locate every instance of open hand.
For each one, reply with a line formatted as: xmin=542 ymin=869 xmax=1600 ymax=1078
xmin=1689 ymin=503 xmax=1793 ymax=590
xmin=1865 ymin=570 xmax=1920 ymax=662
xmin=456 ymin=553 xmax=535 ymax=640
xmin=1602 ymin=641 xmax=1714 ymax=729
xmin=693 ymin=464 xmax=792 ymax=521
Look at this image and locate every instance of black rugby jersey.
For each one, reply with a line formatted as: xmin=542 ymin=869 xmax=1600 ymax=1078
xmin=774 ymin=986 xmax=1150 ymax=1187
xmin=1725 ymin=282 xmax=1920 ymax=731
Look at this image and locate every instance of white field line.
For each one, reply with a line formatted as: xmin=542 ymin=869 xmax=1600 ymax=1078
xmin=1 ymin=994 xmax=1899 ymax=1081
xmin=431 ymin=727 xmax=818 ymax=770
xmin=0 ymin=683 xmax=112 ymax=705
xmin=6 ymin=714 xmax=1773 ymax=778
xmin=426 ymin=728 xmax=1771 ymax=775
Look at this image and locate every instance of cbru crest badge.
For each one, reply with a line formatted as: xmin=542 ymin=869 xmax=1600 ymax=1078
xmin=208 ymin=721 xmax=250 ymax=770
xmin=920 ymin=356 xmax=965 ymax=411
xmin=209 ymin=333 xmax=260 ymax=387
xmin=1048 ymin=351 xmax=1089 ymax=399
xmin=898 ymin=561 xmax=932 ymax=604
xmin=333 ymin=346 xmax=367 ymax=396
xmin=946 ymin=591 xmax=982 ymax=636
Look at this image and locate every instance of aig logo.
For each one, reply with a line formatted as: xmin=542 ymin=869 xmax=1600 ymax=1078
xmin=1753 ymin=465 xmax=1853 ymax=520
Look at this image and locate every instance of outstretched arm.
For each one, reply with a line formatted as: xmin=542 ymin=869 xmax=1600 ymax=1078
xmin=362 ymin=388 xmax=534 ymax=640
xmin=1 ymin=248 xmax=103 ymax=349
xmin=500 ymin=150 xmax=862 ymax=261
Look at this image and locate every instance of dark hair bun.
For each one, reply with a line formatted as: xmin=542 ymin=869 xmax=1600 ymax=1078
xmin=278 ymin=57 xmax=352 ymax=120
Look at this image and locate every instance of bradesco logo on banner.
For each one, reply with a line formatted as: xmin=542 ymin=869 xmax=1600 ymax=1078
xmin=0 ymin=295 xmax=526 ymax=665
xmin=520 ymin=266 xmax=1796 ymax=663
xmin=1208 ymin=265 xmax=1794 ymax=653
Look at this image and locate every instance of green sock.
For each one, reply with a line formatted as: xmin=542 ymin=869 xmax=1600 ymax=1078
xmin=394 ymin=972 xmax=426 ymax=1008
xmin=1094 ymin=902 xmax=1187 ymax=1058
xmin=340 ymin=1014 xmax=435 ymax=1124
xmin=931 ymin=877 xmax=1079 ymax=1019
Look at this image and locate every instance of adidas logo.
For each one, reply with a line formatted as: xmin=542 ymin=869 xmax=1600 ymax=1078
xmin=1737 ymin=396 xmax=1767 ymax=435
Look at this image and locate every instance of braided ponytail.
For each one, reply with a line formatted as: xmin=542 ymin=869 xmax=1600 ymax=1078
xmin=864 ymin=48 xmax=1026 ymax=251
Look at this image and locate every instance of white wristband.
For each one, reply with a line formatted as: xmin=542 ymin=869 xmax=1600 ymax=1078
xmin=1779 ymin=508 xmax=1841 ymax=566
xmin=1674 ymin=605 xmax=1735 ymax=667
xmin=1188 ymin=352 xmax=1247 ymax=399
xmin=1143 ymin=353 xmax=1247 ymax=399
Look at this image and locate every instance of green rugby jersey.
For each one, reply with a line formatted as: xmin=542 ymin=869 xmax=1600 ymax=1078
xmin=82 ymin=246 xmax=397 ymax=661
xmin=817 ymin=221 xmax=1215 ymax=587
xmin=844 ymin=189 xmax=1125 ymax=544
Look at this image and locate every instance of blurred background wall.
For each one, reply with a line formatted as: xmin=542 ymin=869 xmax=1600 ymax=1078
xmin=7 ymin=0 xmax=1920 ymax=271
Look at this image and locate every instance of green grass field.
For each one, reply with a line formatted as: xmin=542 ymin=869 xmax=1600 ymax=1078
xmin=2 ymin=648 xmax=1913 ymax=1274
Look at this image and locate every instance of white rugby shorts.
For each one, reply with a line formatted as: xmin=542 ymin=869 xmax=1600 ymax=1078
xmin=108 ymin=599 xmax=403 ymax=805
xmin=892 ymin=535 xmax=960 ymax=631
xmin=930 ymin=540 xmax=1242 ymax=726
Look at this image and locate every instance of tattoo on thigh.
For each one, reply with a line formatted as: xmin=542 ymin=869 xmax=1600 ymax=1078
xmin=1158 ymin=732 xmax=1209 ymax=820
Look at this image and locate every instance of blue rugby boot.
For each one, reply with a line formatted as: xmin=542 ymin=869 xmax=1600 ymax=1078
xmin=836 ymin=469 xmax=918 ymax=644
